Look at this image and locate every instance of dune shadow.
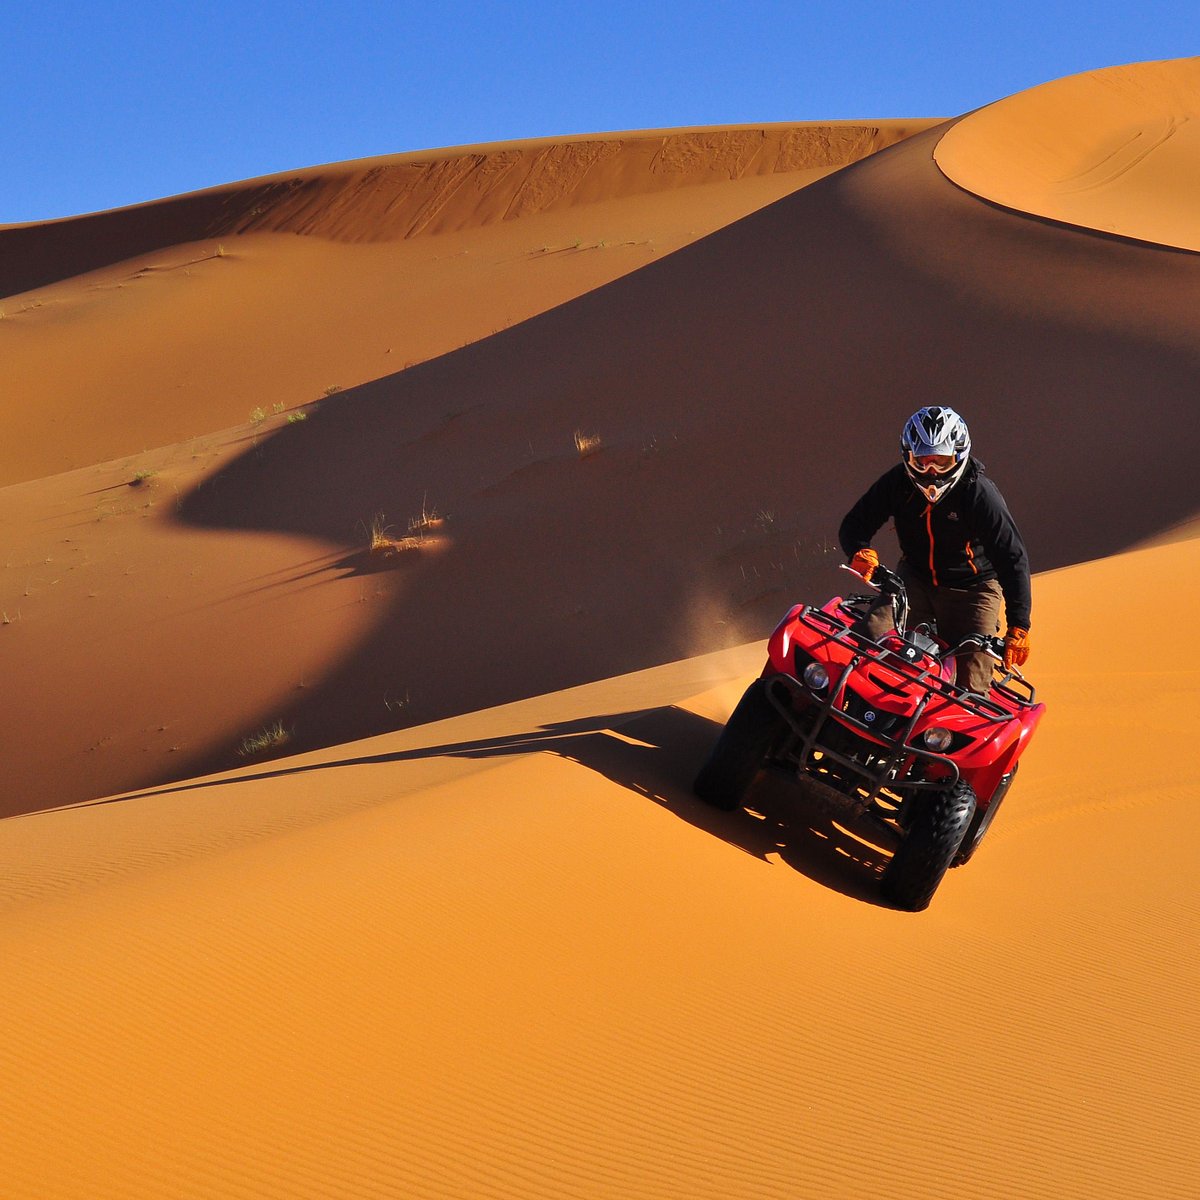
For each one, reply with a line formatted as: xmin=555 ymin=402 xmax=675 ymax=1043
xmin=24 ymin=121 xmax=1200 ymax=817
xmin=154 ymin=122 xmax=1200 ymax=798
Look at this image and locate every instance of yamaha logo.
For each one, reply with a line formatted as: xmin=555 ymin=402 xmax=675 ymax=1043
xmin=864 ymin=710 xmax=876 ymax=723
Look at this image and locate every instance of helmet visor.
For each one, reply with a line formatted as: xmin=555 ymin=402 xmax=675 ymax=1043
xmin=907 ymin=452 xmax=958 ymax=476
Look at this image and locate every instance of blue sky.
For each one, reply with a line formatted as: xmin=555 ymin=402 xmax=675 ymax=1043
xmin=3 ymin=1 xmax=1196 ymax=223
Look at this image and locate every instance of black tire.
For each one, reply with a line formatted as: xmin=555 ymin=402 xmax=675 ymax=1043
xmin=952 ymin=765 xmax=1017 ymax=868
xmin=881 ymin=781 xmax=976 ymax=911
xmin=693 ymin=678 xmax=789 ymax=812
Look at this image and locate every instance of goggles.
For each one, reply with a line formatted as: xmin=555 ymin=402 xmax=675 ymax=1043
xmin=906 ymin=452 xmax=959 ymax=476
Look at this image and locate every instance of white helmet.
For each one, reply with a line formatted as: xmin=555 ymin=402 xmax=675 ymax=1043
xmin=900 ymin=406 xmax=971 ymax=503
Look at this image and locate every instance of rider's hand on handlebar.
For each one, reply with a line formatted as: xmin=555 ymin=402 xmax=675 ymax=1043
xmin=848 ymin=548 xmax=879 ymax=583
xmin=1003 ymin=627 xmax=1030 ymax=670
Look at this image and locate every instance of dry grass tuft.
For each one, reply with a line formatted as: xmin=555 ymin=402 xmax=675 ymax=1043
xmin=574 ymin=429 xmax=603 ymax=458
xmin=238 ymin=719 xmax=291 ymax=758
xmin=368 ymin=513 xmax=420 ymax=558
xmin=408 ymin=497 xmax=444 ymax=536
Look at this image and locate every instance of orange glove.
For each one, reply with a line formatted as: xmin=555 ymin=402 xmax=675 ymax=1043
xmin=1003 ymin=627 xmax=1030 ymax=671
xmin=848 ymin=548 xmax=880 ymax=583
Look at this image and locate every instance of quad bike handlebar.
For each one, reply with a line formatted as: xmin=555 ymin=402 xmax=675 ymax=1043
xmin=840 ymin=561 xmax=910 ymax=630
xmin=955 ymin=633 xmax=1008 ymax=663
xmin=840 ymin=562 xmax=1018 ymax=674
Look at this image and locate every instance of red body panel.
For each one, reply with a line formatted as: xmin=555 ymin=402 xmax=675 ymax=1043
xmin=762 ymin=594 xmax=1044 ymax=807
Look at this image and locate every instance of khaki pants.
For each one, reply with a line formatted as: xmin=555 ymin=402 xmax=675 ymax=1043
xmin=863 ymin=561 xmax=1003 ymax=693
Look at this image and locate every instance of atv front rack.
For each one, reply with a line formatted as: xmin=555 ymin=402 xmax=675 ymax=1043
xmin=817 ymin=601 xmax=1038 ymax=711
xmin=834 ymin=595 xmax=1038 ymax=708
xmin=763 ymin=604 xmax=1026 ymax=809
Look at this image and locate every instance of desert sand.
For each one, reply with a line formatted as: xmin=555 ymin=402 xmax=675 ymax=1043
xmin=1 ymin=60 xmax=1198 ymax=1199
xmin=936 ymin=57 xmax=1200 ymax=251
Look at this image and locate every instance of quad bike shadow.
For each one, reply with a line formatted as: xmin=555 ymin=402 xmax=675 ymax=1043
xmin=538 ymin=705 xmax=898 ymax=905
xmin=740 ymin=768 xmax=900 ymax=903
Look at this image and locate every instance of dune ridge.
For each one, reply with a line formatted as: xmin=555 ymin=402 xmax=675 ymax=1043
xmin=220 ymin=122 xmax=936 ymax=243
xmin=0 ymin=121 xmax=938 ymax=299
xmin=935 ymin=57 xmax=1200 ymax=250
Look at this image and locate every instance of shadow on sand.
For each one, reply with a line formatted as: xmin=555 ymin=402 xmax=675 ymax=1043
xmin=108 ymin=702 xmax=891 ymax=907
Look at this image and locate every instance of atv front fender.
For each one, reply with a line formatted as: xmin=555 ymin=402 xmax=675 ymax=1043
xmin=972 ymin=703 xmax=1044 ymax=805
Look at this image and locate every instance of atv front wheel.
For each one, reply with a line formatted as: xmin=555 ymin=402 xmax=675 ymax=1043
xmin=881 ymin=782 xmax=976 ymax=911
xmin=693 ymin=678 xmax=789 ymax=812
xmin=953 ymin=765 xmax=1017 ymax=868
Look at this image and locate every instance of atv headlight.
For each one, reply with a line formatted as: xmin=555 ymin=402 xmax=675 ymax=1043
xmin=802 ymin=661 xmax=829 ymax=691
xmin=922 ymin=726 xmax=953 ymax=752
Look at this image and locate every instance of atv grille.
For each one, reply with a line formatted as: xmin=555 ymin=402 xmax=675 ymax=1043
xmin=841 ymin=688 xmax=904 ymax=740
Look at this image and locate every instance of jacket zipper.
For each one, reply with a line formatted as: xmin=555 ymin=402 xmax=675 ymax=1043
xmin=925 ymin=503 xmax=938 ymax=586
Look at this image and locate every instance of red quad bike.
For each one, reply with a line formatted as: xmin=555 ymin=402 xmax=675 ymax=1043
xmin=694 ymin=564 xmax=1045 ymax=910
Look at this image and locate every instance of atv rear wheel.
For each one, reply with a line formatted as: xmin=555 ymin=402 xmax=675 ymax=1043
xmin=693 ymin=678 xmax=789 ymax=812
xmin=953 ymin=765 xmax=1017 ymax=868
xmin=881 ymin=781 xmax=976 ymax=911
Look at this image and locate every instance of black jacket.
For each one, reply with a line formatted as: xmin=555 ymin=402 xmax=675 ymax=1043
xmin=839 ymin=460 xmax=1032 ymax=629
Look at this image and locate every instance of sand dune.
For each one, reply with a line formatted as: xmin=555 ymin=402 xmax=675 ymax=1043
xmin=1 ymin=55 xmax=1199 ymax=1200
xmin=0 ymin=121 xmax=935 ymax=486
xmin=0 ymin=119 xmax=945 ymax=814
xmin=2 ymin=535 xmax=1197 ymax=1199
xmin=936 ymin=57 xmax=1200 ymax=250
xmin=3 ymin=87 xmax=1200 ymax=815
xmin=1 ymin=122 xmax=935 ymax=290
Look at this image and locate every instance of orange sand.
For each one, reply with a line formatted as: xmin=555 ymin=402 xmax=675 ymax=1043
xmin=935 ymin=57 xmax=1200 ymax=250
xmin=0 ymin=121 xmax=936 ymax=486
xmin=1 ymin=536 xmax=1197 ymax=1198
xmin=1 ymin=63 xmax=1199 ymax=1200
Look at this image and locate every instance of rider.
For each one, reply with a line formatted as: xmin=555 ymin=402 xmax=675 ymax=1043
xmin=838 ymin=406 xmax=1031 ymax=693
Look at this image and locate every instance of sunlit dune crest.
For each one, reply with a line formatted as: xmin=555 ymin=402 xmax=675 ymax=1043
xmin=1 ymin=59 xmax=1199 ymax=1199
xmin=935 ymin=57 xmax=1200 ymax=251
